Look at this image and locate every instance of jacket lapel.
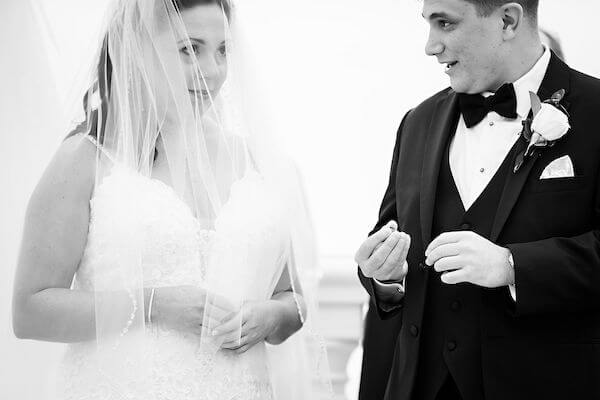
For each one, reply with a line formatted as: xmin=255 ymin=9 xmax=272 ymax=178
xmin=490 ymin=52 xmax=572 ymax=241
xmin=420 ymin=91 xmax=460 ymax=247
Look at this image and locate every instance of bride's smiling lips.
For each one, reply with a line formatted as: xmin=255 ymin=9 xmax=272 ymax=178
xmin=188 ymin=88 xmax=214 ymax=100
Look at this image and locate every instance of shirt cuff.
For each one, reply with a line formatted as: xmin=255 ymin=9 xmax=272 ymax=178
xmin=509 ymin=284 xmax=517 ymax=301
xmin=372 ymin=265 xmax=407 ymax=307
xmin=507 ymin=250 xmax=516 ymax=302
xmin=373 ymin=277 xmax=405 ymax=292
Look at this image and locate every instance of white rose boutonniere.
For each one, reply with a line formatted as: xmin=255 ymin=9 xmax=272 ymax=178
xmin=531 ymin=102 xmax=571 ymax=141
xmin=513 ymin=89 xmax=571 ymax=173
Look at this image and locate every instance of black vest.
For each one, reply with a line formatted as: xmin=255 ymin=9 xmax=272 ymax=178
xmin=412 ymin=136 xmax=515 ymax=400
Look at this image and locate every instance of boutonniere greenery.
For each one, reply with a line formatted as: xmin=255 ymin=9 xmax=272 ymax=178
xmin=513 ymin=89 xmax=571 ymax=173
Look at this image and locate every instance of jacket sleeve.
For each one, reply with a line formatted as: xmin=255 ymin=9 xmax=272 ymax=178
xmin=507 ymin=170 xmax=600 ymax=316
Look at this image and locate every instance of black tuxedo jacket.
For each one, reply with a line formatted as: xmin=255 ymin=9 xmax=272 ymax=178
xmin=358 ymin=53 xmax=600 ymax=400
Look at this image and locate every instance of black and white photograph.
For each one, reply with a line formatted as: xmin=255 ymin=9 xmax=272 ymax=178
xmin=2 ymin=1 xmax=600 ymax=399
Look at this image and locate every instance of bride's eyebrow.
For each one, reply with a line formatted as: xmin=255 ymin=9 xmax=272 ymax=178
xmin=179 ymin=38 xmax=206 ymax=46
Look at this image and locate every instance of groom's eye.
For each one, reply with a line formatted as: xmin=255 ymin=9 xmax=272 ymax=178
xmin=438 ymin=20 xmax=452 ymax=29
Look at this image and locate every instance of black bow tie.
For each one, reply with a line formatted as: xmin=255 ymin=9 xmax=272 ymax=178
xmin=458 ymin=83 xmax=518 ymax=128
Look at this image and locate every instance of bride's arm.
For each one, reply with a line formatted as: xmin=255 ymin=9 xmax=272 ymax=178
xmin=264 ymin=266 xmax=306 ymax=345
xmin=10 ymin=136 xmax=143 ymax=343
xmin=12 ymin=136 xmax=97 ymax=342
xmin=12 ymin=135 xmax=233 ymax=342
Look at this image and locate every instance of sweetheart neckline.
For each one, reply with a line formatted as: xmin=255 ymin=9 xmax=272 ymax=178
xmin=92 ymin=162 xmax=262 ymax=232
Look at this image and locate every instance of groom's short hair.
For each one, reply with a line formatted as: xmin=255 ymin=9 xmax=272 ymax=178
xmin=463 ymin=0 xmax=538 ymax=22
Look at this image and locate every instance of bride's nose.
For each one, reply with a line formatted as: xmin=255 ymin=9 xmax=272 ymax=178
xmin=197 ymin=54 xmax=223 ymax=83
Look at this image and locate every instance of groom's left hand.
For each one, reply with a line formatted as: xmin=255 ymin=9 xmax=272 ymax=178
xmin=425 ymin=231 xmax=514 ymax=288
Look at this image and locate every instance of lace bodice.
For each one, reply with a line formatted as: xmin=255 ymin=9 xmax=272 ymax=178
xmin=75 ymin=165 xmax=210 ymax=291
xmin=54 ymin=160 xmax=289 ymax=400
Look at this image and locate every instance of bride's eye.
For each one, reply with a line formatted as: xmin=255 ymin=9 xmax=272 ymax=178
xmin=218 ymin=44 xmax=227 ymax=58
xmin=180 ymin=44 xmax=199 ymax=56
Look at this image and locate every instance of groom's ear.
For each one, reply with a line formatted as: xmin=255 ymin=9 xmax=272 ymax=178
xmin=499 ymin=3 xmax=524 ymax=40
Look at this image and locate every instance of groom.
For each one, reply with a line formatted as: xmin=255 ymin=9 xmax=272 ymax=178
xmin=356 ymin=0 xmax=600 ymax=399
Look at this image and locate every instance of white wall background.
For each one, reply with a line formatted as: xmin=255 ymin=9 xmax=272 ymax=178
xmin=1 ymin=0 xmax=599 ymax=398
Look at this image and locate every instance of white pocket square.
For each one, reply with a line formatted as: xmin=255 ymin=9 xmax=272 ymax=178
xmin=540 ymin=155 xmax=575 ymax=179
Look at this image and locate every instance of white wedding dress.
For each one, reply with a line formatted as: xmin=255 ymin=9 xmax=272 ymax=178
xmin=53 ymin=138 xmax=289 ymax=399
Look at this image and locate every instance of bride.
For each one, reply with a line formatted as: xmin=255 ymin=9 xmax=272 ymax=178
xmin=11 ymin=0 xmax=330 ymax=398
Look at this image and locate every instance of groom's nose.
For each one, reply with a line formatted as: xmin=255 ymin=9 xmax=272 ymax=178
xmin=425 ymin=30 xmax=444 ymax=56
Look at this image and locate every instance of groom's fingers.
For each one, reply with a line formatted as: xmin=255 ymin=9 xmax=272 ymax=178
xmin=425 ymin=242 xmax=460 ymax=266
xmin=425 ymin=231 xmax=465 ymax=257
xmin=396 ymin=232 xmax=411 ymax=265
xmin=370 ymin=232 xmax=402 ymax=267
xmin=358 ymin=233 xmax=401 ymax=278
xmin=377 ymin=233 xmax=410 ymax=275
xmin=432 ymin=255 xmax=463 ymax=272
xmin=440 ymin=269 xmax=467 ymax=285
xmin=355 ymin=221 xmax=397 ymax=264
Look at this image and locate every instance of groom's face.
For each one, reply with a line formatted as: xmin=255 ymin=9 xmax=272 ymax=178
xmin=422 ymin=0 xmax=506 ymax=94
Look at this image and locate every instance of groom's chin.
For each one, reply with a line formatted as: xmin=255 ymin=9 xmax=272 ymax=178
xmin=447 ymin=76 xmax=465 ymax=93
xmin=449 ymin=82 xmax=467 ymax=94
xmin=449 ymin=80 xmax=477 ymax=95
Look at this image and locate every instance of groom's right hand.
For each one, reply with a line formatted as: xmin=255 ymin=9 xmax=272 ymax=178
xmin=355 ymin=221 xmax=410 ymax=283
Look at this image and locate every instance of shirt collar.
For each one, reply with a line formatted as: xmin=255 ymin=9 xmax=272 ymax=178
xmin=481 ymin=46 xmax=551 ymax=119
xmin=513 ymin=46 xmax=551 ymax=118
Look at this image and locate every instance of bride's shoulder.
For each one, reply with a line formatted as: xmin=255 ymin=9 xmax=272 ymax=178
xmin=60 ymin=133 xmax=98 ymax=160
xmin=56 ymin=134 xmax=98 ymax=176
xmin=33 ymin=134 xmax=99 ymax=204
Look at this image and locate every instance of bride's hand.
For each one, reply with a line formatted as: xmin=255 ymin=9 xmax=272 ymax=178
xmin=212 ymin=300 xmax=280 ymax=354
xmin=151 ymin=286 xmax=235 ymax=335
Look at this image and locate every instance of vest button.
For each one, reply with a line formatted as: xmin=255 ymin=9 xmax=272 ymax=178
xmin=419 ymin=261 xmax=427 ymax=270
xmin=447 ymin=341 xmax=457 ymax=351
xmin=460 ymin=222 xmax=471 ymax=230
xmin=410 ymin=325 xmax=419 ymax=337
xmin=451 ymin=300 xmax=461 ymax=311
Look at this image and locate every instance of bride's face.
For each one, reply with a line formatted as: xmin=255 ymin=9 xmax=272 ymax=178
xmin=178 ymin=4 xmax=228 ymax=107
xmin=149 ymin=4 xmax=229 ymax=118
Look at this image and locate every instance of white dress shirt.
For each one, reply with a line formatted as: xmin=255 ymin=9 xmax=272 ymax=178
xmin=374 ymin=47 xmax=551 ymax=304
xmin=450 ymin=46 xmax=551 ymax=211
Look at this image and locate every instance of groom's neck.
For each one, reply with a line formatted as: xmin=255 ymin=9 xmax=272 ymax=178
xmin=495 ymin=32 xmax=545 ymax=90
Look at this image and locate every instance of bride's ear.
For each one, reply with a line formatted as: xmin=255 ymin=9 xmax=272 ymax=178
xmin=500 ymin=3 xmax=524 ymax=41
